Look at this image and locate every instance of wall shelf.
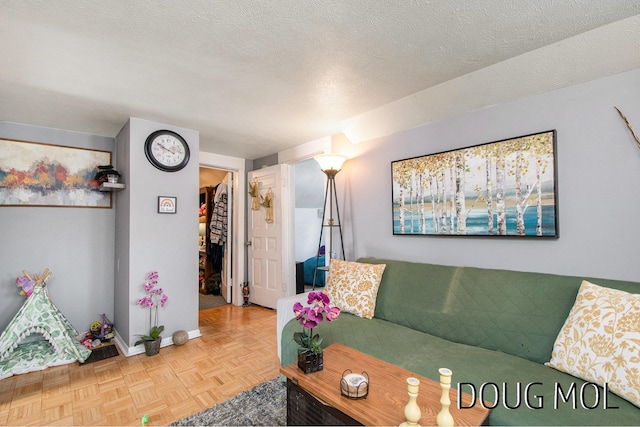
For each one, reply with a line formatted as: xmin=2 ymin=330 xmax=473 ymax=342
xmin=99 ymin=182 xmax=126 ymax=192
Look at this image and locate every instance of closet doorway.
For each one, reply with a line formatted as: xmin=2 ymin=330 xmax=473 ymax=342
xmin=199 ymin=167 xmax=233 ymax=310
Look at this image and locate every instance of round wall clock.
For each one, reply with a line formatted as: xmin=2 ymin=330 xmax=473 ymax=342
xmin=144 ymin=130 xmax=190 ymax=172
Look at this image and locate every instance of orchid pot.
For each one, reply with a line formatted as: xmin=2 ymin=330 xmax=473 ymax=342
xmin=134 ymin=271 xmax=168 ymax=356
xmin=292 ymin=291 xmax=340 ymax=374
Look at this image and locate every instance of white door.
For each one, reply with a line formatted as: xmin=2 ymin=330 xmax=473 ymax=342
xmin=222 ymin=172 xmax=233 ymax=303
xmin=247 ymin=164 xmax=295 ymax=309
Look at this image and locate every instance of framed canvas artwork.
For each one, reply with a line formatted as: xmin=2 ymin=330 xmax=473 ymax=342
xmin=391 ymin=130 xmax=558 ymax=237
xmin=0 ymin=138 xmax=112 ymax=208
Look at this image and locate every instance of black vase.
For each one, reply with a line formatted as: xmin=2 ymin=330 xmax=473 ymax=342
xmin=297 ymin=351 xmax=323 ymax=374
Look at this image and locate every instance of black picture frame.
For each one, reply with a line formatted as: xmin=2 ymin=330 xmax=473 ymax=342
xmin=391 ymin=130 xmax=558 ymax=237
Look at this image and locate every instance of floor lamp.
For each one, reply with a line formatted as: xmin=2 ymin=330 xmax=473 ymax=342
xmin=312 ymin=153 xmax=348 ymax=290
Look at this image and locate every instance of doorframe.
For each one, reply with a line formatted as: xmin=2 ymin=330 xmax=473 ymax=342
xmin=199 ymin=151 xmax=246 ymax=306
xmin=279 ymin=138 xmax=332 ymax=290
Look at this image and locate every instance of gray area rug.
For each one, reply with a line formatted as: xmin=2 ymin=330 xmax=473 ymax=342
xmin=172 ymin=377 xmax=286 ymax=426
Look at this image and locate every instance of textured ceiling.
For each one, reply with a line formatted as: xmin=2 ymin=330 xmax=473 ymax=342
xmin=0 ymin=1 xmax=638 ymax=159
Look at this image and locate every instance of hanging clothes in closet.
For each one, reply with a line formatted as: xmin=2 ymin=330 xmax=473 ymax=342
xmin=208 ymin=182 xmax=228 ymax=271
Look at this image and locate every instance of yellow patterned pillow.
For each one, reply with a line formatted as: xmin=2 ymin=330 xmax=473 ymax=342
xmin=546 ymin=280 xmax=640 ymax=407
xmin=325 ymin=259 xmax=386 ymax=319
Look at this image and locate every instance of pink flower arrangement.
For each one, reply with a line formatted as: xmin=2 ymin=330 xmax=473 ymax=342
xmin=293 ymin=291 xmax=340 ymax=354
xmin=135 ymin=271 xmax=168 ymax=345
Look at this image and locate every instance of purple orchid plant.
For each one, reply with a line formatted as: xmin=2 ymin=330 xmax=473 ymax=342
xmin=293 ymin=291 xmax=341 ymax=354
xmin=134 ymin=271 xmax=168 ymax=346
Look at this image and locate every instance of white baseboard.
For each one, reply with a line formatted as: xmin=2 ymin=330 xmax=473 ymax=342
xmin=113 ymin=328 xmax=202 ymax=357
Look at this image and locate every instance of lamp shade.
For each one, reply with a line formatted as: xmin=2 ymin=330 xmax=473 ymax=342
xmin=314 ymin=153 xmax=348 ymax=175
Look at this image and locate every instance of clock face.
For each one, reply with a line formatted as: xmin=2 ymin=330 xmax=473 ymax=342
xmin=144 ymin=130 xmax=190 ymax=172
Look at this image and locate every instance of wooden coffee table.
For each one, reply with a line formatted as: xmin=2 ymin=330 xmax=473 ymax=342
xmin=280 ymin=343 xmax=490 ymax=426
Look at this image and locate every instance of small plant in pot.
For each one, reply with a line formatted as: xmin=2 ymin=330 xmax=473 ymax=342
xmin=292 ymin=291 xmax=340 ymax=373
xmin=135 ymin=271 xmax=168 ymax=356
xmin=94 ymin=165 xmax=121 ymax=184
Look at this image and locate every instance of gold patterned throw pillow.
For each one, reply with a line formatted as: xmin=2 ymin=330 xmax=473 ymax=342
xmin=325 ymin=259 xmax=386 ymax=319
xmin=545 ymin=280 xmax=640 ymax=407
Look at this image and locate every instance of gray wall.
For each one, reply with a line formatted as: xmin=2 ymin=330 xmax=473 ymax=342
xmin=0 ymin=118 xmax=200 ymax=349
xmin=0 ymin=122 xmax=116 ymax=332
xmin=114 ymin=118 xmax=200 ymax=349
xmin=252 ymin=153 xmax=278 ymax=170
xmin=338 ymin=68 xmax=640 ymax=282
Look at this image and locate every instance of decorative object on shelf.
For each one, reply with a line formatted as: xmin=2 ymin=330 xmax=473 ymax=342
xmin=0 ymin=137 xmax=112 ymax=208
xmin=340 ymin=370 xmax=369 ymax=399
xmin=248 ymin=180 xmax=260 ymax=211
xmin=94 ymin=164 xmax=121 ymax=184
xmin=260 ymin=188 xmax=274 ymax=223
xmin=615 ymin=107 xmax=640 ymax=150
xmin=144 ymin=129 xmax=190 ymax=172
xmin=172 ymin=330 xmax=188 ymax=346
xmin=437 ymin=368 xmax=454 ymax=427
xmin=157 ymin=196 xmax=177 ymax=214
xmin=134 ymin=271 xmax=168 ymax=356
xmin=400 ymin=377 xmax=422 ymax=426
xmin=312 ymin=153 xmax=348 ymax=289
xmin=292 ymin=291 xmax=341 ymax=373
xmin=392 ymin=130 xmax=558 ymax=237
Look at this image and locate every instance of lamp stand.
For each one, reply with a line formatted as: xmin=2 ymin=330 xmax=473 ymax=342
xmin=312 ymin=170 xmax=345 ymax=290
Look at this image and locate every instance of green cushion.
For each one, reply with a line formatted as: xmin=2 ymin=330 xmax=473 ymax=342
xmin=360 ymin=257 xmax=640 ymax=365
xmin=281 ymin=313 xmax=640 ymax=426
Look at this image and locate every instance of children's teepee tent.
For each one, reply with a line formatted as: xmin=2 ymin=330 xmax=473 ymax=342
xmin=0 ymin=269 xmax=91 ymax=380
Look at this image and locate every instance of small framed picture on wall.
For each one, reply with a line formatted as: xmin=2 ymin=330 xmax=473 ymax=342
xmin=158 ymin=196 xmax=177 ymax=214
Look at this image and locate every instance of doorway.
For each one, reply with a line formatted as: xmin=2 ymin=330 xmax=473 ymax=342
xmin=293 ymin=159 xmax=326 ymax=291
xmin=199 ymin=167 xmax=233 ymax=310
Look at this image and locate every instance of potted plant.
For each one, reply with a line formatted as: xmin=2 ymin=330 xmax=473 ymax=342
xmin=135 ymin=271 xmax=168 ymax=356
xmin=292 ymin=291 xmax=340 ymax=373
xmin=94 ymin=164 xmax=121 ymax=184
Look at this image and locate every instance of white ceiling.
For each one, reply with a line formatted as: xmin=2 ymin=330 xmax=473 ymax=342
xmin=1 ymin=1 xmax=639 ymax=160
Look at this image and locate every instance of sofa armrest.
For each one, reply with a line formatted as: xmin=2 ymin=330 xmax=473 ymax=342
xmin=276 ymin=292 xmax=310 ymax=362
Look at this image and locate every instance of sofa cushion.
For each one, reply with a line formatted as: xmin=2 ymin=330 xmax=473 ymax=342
xmin=360 ymin=257 xmax=640 ymax=365
xmin=325 ymin=259 xmax=386 ymax=319
xmin=546 ymin=280 xmax=640 ymax=408
xmin=281 ymin=313 xmax=640 ymax=426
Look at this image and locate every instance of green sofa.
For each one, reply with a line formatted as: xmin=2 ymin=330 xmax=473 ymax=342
xmin=278 ymin=258 xmax=640 ymax=425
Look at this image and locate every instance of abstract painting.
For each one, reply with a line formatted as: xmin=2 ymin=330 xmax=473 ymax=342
xmin=0 ymin=138 xmax=112 ymax=208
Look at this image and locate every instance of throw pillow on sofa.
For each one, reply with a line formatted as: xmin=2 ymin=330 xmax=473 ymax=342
xmin=546 ymin=280 xmax=640 ymax=407
xmin=325 ymin=259 xmax=386 ymax=319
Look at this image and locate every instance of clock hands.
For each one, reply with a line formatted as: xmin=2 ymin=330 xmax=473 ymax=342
xmin=157 ymin=142 xmax=183 ymax=155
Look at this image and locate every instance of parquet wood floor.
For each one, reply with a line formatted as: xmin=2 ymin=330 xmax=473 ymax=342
xmin=0 ymin=304 xmax=280 ymax=426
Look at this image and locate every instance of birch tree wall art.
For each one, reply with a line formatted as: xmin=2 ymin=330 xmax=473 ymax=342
xmin=391 ymin=130 xmax=558 ymax=237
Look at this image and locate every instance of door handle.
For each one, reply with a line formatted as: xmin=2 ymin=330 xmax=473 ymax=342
xmin=245 ymin=241 xmax=252 ymax=246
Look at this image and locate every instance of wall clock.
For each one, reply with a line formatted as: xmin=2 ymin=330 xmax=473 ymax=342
xmin=144 ymin=130 xmax=190 ymax=172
